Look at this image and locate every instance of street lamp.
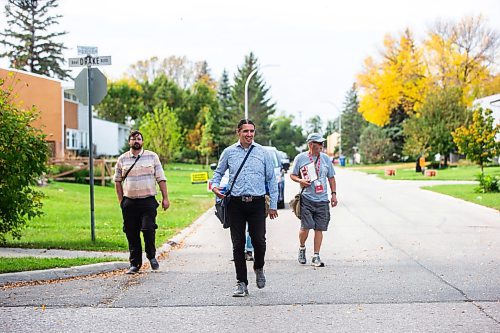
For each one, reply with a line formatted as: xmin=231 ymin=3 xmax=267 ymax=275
xmin=322 ymin=101 xmax=342 ymax=156
xmin=244 ymin=64 xmax=278 ymax=119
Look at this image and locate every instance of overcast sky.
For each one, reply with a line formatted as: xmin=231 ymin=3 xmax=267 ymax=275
xmin=1 ymin=0 xmax=499 ymax=127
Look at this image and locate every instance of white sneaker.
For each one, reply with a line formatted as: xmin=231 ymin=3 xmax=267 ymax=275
xmin=311 ymin=255 xmax=325 ymax=267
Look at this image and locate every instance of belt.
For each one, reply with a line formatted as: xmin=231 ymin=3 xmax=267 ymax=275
xmin=232 ymin=195 xmax=265 ymax=202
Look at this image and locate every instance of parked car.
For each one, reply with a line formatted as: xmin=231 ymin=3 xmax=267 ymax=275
xmin=263 ymin=146 xmax=286 ymax=209
xmin=277 ymin=150 xmax=290 ymax=173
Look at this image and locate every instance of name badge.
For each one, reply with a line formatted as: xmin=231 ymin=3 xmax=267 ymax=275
xmin=315 ymin=181 xmax=324 ymax=193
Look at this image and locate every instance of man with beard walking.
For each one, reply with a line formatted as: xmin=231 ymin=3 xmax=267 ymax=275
xmin=114 ymin=130 xmax=170 ymax=274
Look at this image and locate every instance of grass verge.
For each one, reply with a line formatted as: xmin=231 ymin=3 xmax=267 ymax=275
xmin=0 ymin=257 xmax=124 ymax=274
xmin=4 ymin=163 xmax=214 ymax=251
xmin=422 ymin=184 xmax=500 ymax=210
xmin=353 ymin=165 xmax=499 ymax=181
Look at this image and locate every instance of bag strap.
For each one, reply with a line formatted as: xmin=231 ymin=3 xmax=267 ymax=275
xmin=121 ymin=153 xmax=141 ymax=182
xmin=227 ymin=145 xmax=254 ymax=195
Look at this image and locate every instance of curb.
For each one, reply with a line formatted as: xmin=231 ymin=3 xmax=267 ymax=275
xmin=0 ymin=261 xmax=129 ymax=285
xmin=0 ymin=207 xmax=215 ymax=286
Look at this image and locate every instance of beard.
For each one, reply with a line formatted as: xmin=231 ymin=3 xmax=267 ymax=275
xmin=131 ymin=142 xmax=142 ymax=150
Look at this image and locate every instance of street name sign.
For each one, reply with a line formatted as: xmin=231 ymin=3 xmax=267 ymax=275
xmin=69 ymin=56 xmax=112 ymax=67
xmin=77 ymin=46 xmax=98 ymax=55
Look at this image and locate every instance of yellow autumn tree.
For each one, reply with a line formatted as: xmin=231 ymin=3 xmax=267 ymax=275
xmin=424 ymin=15 xmax=499 ymax=104
xmin=357 ymin=29 xmax=429 ymax=126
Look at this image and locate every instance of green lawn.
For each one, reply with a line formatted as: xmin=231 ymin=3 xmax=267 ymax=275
xmin=422 ymin=184 xmax=500 ymax=210
xmin=0 ymin=257 xmax=124 ymax=274
xmin=4 ymin=163 xmax=214 ymax=251
xmin=356 ymin=165 xmax=500 ymax=181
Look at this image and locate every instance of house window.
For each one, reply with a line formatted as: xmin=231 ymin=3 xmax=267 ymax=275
xmin=66 ymin=129 xmax=80 ymax=150
xmin=80 ymin=131 xmax=88 ymax=149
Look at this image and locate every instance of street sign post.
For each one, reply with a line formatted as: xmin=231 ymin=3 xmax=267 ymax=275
xmin=71 ymin=52 xmax=111 ymax=242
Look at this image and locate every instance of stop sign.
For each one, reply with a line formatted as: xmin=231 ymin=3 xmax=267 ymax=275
xmin=74 ymin=68 xmax=108 ymax=105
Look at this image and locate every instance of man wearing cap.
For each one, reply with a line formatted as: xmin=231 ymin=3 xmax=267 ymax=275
xmin=290 ymin=133 xmax=338 ymax=267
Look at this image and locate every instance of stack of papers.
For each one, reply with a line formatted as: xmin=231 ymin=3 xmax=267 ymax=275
xmin=300 ymin=162 xmax=318 ymax=182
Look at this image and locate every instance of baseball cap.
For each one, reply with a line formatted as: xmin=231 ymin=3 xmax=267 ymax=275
xmin=306 ymin=133 xmax=326 ymax=143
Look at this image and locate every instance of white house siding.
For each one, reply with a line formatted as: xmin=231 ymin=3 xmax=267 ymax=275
xmin=93 ymin=118 xmax=130 ymax=156
xmin=474 ymin=94 xmax=500 ymax=130
xmin=473 ymin=94 xmax=500 ymax=164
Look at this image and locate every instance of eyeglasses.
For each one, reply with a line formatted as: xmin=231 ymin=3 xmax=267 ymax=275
xmin=312 ymin=141 xmax=324 ymax=145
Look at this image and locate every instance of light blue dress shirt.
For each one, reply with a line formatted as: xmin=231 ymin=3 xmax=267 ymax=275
xmin=212 ymin=141 xmax=278 ymax=209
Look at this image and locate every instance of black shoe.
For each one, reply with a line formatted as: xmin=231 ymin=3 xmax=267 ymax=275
xmin=126 ymin=266 xmax=139 ymax=274
xmin=245 ymin=251 xmax=254 ymax=261
xmin=149 ymin=258 xmax=159 ymax=270
xmin=254 ymin=268 xmax=266 ymax=289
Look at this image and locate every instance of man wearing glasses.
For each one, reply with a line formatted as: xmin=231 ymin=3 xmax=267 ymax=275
xmin=290 ymin=133 xmax=338 ymax=267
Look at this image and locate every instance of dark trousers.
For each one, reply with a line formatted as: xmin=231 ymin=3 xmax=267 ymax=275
xmin=120 ymin=196 xmax=159 ymax=268
xmin=228 ymin=196 xmax=267 ymax=285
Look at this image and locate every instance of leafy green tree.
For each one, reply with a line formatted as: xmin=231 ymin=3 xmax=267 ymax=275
xmin=269 ymin=114 xmax=305 ymax=159
xmin=146 ymin=74 xmax=186 ymax=116
xmin=231 ymin=52 xmax=276 ymax=145
xmin=139 ymin=104 xmax=182 ymax=163
xmin=452 ymin=107 xmax=499 ymax=174
xmin=340 ymin=84 xmax=368 ymax=158
xmin=359 ymin=124 xmax=395 ymax=164
xmin=403 ymin=87 xmax=468 ymax=166
xmin=95 ymin=78 xmax=144 ymax=124
xmin=0 ymin=78 xmax=49 ymax=242
xmin=0 ymin=0 xmax=70 ymax=79
xmin=198 ymin=106 xmax=217 ymax=166
xmin=184 ymin=78 xmax=220 ymax=163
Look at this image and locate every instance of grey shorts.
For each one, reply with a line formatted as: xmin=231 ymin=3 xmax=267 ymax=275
xmin=300 ymin=196 xmax=331 ymax=231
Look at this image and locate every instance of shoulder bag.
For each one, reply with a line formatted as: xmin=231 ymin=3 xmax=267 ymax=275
xmin=290 ymin=154 xmax=319 ymax=219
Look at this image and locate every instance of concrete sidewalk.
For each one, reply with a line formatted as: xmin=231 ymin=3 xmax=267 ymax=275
xmin=0 ymin=209 xmax=214 ymax=286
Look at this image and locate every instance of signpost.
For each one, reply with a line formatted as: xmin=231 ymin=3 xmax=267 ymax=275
xmin=70 ymin=46 xmax=111 ymax=241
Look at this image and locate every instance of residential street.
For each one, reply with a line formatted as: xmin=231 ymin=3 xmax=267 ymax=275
xmin=1 ymin=168 xmax=499 ymax=332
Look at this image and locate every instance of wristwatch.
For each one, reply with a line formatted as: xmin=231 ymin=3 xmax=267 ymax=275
xmin=331 ymin=191 xmax=336 ymax=195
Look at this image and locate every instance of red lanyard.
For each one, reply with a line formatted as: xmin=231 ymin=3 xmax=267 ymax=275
xmin=308 ymin=153 xmax=320 ymax=177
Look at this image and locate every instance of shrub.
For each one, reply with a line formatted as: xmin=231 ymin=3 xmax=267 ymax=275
xmin=475 ymin=174 xmax=499 ymax=193
xmin=0 ymin=78 xmax=49 ymax=242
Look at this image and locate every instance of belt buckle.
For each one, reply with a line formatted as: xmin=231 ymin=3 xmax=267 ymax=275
xmin=242 ymin=196 xmax=252 ymax=202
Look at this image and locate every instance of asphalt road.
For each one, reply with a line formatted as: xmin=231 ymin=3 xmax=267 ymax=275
xmin=1 ymin=168 xmax=499 ymax=332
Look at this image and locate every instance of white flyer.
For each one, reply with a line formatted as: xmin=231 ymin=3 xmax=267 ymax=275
xmin=299 ymin=162 xmax=318 ymax=182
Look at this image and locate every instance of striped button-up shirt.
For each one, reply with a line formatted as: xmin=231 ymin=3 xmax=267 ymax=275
xmin=114 ymin=149 xmax=166 ymax=199
xmin=212 ymin=141 xmax=278 ymax=209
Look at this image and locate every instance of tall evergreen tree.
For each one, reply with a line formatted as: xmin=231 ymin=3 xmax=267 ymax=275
xmin=216 ymin=69 xmax=236 ymax=151
xmin=340 ymin=84 xmax=368 ymax=158
xmin=231 ymin=52 xmax=276 ymax=145
xmin=306 ymin=115 xmax=323 ymax=134
xmin=0 ymin=0 xmax=70 ymax=79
